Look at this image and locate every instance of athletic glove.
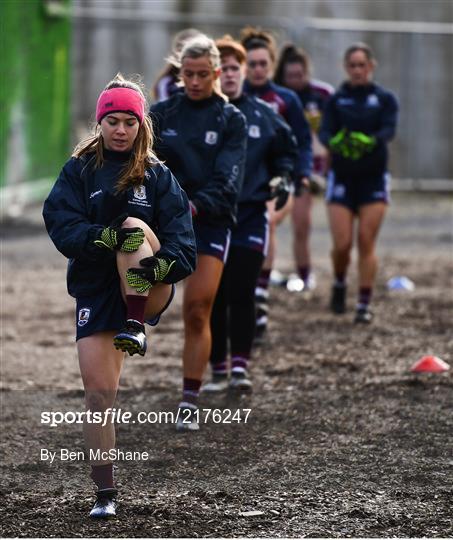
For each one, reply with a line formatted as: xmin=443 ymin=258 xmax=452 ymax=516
xmin=293 ymin=176 xmax=310 ymax=197
xmin=269 ymin=174 xmax=291 ymax=211
xmin=328 ymin=128 xmax=349 ymax=155
xmin=349 ymin=131 xmax=376 ymax=158
xmin=308 ymin=174 xmax=325 ymax=195
xmin=94 ymin=213 xmax=145 ymax=252
xmin=126 ymin=256 xmax=176 ymax=293
xmin=330 ymin=129 xmax=376 ymax=160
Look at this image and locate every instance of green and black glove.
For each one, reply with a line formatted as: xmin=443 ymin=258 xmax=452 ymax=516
xmin=126 ymin=256 xmax=176 ymax=293
xmin=348 ymin=131 xmax=376 ymax=159
xmin=329 ymin=129 xmax=376 ymax=160
xmin=94 ymin=213 xmax=145 ymax=253
xmin=329 ymin=128 xmax=350 ymax=156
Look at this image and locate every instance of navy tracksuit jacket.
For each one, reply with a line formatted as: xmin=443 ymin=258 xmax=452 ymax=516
xmin=149 ymin=93 xmax=247 ymax=228
xmin=319 ymin=82 xmax=399 ymax=178
xmin=43 ymin=150 xmax=196 ymax=298
xmin=230 ymin=93 xmax=298 ymax=203
xmin=243 ymin=80 xmax=312 ymax=178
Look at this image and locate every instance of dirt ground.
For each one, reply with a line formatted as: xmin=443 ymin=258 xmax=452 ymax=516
xmin=1 ymin=192 xmax=452 ymax=538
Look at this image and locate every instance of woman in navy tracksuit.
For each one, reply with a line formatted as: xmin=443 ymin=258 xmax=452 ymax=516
xmin=43 ymin=75 xmax=196 ymax=518
xmin=240 ymin=27 xmax=312 ymax=339
xmin=274 ymin=44 xmax=335 ymax=292
xmin=204 ymin=36 xmax=298 ymax=393
xmin=319 ymin=43 xmax=399 ymax=323
xmin=149 ymin=34 xmax=247 ymax=430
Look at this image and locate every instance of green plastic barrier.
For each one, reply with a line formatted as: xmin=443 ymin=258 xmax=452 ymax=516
xmin=1 ymin=0 xmax=70 ymax=200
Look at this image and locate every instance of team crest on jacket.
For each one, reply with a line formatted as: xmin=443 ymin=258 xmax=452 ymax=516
xmin=205 ymin=131 xmax=218 ymax=145
xmin=78 ymin=308 xmax=91 ymax=327
xmin=248 ymin=125 xmax=261 ymax=138
xmin=366 ymin=94 xmax=379 ymax=107
xmin=133 ymin=185 xmax=147 ymax=200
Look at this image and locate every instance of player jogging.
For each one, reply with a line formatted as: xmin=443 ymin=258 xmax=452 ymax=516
xmin=240 ymin=27 xmax=312 ymax=342
xmin=149 ymin=35 xmax=247 ymax=430
xmin=204 ymin=35 xmax=298 ymax=393
xmin=319 ymin=43 xmax=399 ymax=323
xmin=274 ymin=43 xmax=334 ymax=293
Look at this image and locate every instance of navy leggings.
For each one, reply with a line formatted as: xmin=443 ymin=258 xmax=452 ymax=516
xmin=210 ymin=246 xmax=264 ymax=366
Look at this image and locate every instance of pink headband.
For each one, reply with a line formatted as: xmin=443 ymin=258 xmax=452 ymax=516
xmin=96 ymin=87 xmax=145 ymax=124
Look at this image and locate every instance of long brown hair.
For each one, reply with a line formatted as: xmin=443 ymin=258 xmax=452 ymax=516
xmin=274 ymin=43 xmax=311 ymax=86
xmin=73 ymin=73 xmax=158 ymax=193
xmin=240 ymin=26 xmax=277 ymax=63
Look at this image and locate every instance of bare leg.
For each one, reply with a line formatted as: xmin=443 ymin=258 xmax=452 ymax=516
xmin=357 ymin=203 xmax=387 ymax=288
xmin=182 ymin=255 xmax=224 ymax=380
xmin=78 ymin=332 xmax=124 ymax=466
xmin=292 ymin=191 xmax=313 ymax=274
xmin=261 ymin=196 xmax=293 ymax=272
xmin=327 ymin=203 xmax=354 ymax=279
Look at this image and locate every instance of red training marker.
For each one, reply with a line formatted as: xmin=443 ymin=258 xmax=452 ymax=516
xmin=411 ymin=355 xmax=450 ymax=373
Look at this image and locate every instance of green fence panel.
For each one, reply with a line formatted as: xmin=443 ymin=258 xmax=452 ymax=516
xmin=1 ymin=0 xmax=70 ymax=191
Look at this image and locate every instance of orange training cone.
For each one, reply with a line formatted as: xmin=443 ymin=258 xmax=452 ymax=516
xmin=411 ymin=355 xmax=450 ymax=373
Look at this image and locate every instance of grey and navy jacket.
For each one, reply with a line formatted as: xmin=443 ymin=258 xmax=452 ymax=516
xmin=150 ymin=93 xmax=247 ymax=228
xmin=230 ymin=94 xmax=298 ymax=203
xmin=43 ymin=149 xmax=196 ymax=298
xmin=319 ymin=82 xmax=399 ymax=177
xmin=243 ymin=80 xmax=312 ymax=178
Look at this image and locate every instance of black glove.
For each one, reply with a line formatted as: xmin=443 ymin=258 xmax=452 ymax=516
xmin=126 ymin=256 xmax=176 ymax=293
xmin=293 ymin=176 xmax=311 ymax=197
xmin=308 ymin=175 xmax=325 ymax=195
xmin=94 ymin=213 xmax=145 ymax=252
xmin=269 ymin=175 xmax=291 ymax=211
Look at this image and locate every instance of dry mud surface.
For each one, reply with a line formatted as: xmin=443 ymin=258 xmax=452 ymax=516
xmin=1 ymin=193 xmax=452 ymax=538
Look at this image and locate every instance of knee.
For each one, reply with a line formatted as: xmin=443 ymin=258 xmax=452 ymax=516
xmin=121 ymin=216 xmax=160 ymax=252
xmin=333 ymin=239 xmax=352 ymax=256
xmin=358 ymin=234 xmax=375 ymax=257
xmin=84 ymin=389 xmax=115 ymax=412
xmin=121 ymin=216 xmax=145 ymax=229
xmin=184 ymin=299 xmax=211 ymax=333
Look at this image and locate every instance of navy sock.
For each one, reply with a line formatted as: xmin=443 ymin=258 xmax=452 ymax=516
xmin=182 ymin=377 xmax=201 ymax=406
xmin=126 ymin=295 xmax=147 ymax=324
xmin=91 ymin=463 xmax=114 ymax=490
xmin=334 ymin=273 xmax=346 ymax=287
xmin=231 ymin=354 xmax=249 ymax=374
xmin=298 ymin=266 xmax=310 ymax=282
xmin=212 ymin=361 xmax=228 ymax=376
xmin=257 ymin=269 xmax=271 ymax=290
xmin=357 ymin=287 xmax=372 ymax=309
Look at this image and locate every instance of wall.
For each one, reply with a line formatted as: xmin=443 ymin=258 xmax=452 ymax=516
xmin=71 ymin=0 xmax=453 ymax=180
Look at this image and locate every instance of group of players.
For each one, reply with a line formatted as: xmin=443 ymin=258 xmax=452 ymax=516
xmin=43 ymin=27 xmax=398 ymax=518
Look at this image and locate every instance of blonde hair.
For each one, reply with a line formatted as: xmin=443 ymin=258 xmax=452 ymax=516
xmin=172 ymin=27 xmax=203 ymax=55
xmin=73 ymin=73 xmax=158 ymax=193
xmin=169 ymin=34 xmax=226 ymax=100
xmin=152 ymin=28 xmax=202 ymax=100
